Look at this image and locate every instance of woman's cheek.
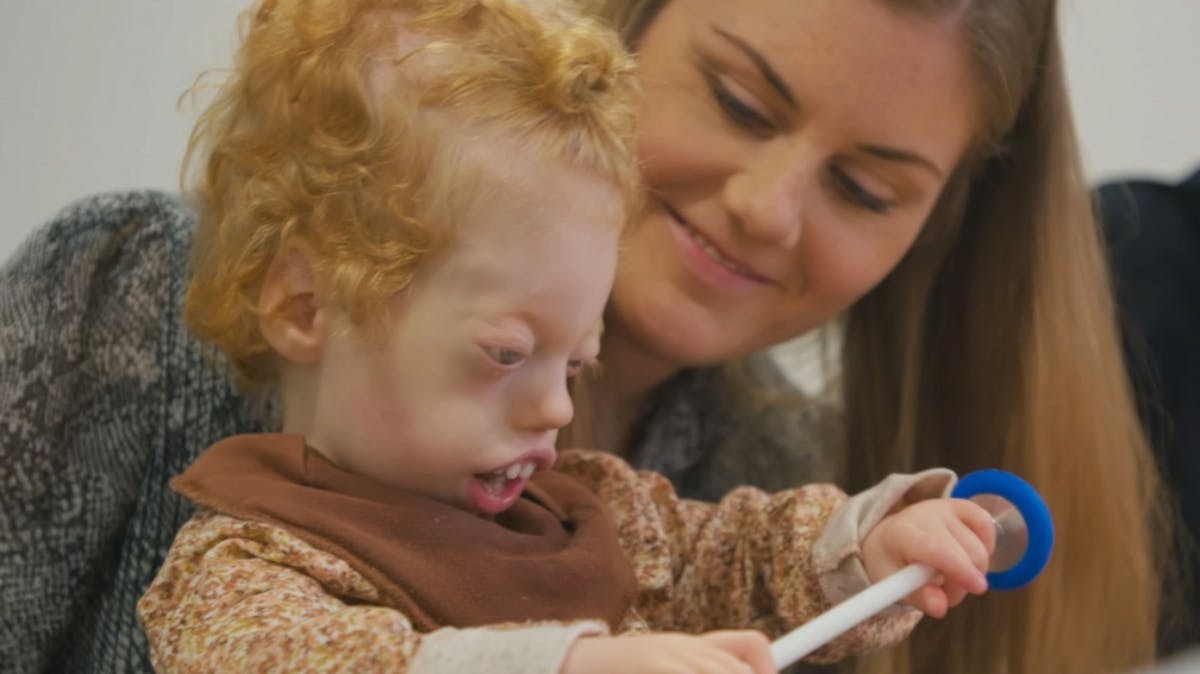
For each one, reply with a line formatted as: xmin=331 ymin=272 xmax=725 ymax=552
xmin=805 ymin=228 xmax=901 ymax=306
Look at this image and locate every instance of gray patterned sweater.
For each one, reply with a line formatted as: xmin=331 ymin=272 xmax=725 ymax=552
xmin=1 ymin=192 xmax=267 ymax=673
xmin=0 ymin=191 xmax=828 ymax=673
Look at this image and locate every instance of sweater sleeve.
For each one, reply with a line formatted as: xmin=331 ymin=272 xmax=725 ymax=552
xmin=1 ymin=191 xmax=270 ymax=672
xmin=554 ymin=449 xmax=931 ymax=664
xmin=138 ymin=511 xmax=606 ymax=673
xmin=0 ymin=191 xmax=197 ymax=671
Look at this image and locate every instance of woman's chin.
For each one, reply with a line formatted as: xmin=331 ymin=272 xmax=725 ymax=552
xmin=611 ymin=287 xmax=756 ymax=367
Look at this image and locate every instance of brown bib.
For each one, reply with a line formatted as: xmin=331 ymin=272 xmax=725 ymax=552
xmin=171 ymin=434 xmax=637 ymax=631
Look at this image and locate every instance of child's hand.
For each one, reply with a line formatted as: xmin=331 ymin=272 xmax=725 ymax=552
xmin=861 ymin=498 xmax=996 ymax=618
xmin=561 ymin=630 xmax=776 ymax=674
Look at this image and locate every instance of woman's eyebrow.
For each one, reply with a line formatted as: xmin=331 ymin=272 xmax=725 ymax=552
xmin=711 ymin=25 xmax=796 ymax=108
xmin=857 ymin=143 xmax=945 ymax=178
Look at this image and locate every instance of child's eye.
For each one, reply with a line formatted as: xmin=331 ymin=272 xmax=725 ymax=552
xmin=484 ymin=346 xmax=527 ymax=367
xmin=565 ymin=357 xmax=599 ymax=379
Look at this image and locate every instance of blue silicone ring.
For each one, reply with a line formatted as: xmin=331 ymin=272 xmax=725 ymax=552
xmin=950 ymin=469 xmax=1053 ymax=590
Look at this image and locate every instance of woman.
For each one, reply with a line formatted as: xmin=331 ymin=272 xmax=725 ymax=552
xmin=566 ymin=0 xmax=1171 ymax=673
xmin=0 ymin=0 xmax=1170 ymax=672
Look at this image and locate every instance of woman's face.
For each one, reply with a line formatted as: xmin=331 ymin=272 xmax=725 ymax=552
xmin=610 ymin=0 xmax=978 ymax=366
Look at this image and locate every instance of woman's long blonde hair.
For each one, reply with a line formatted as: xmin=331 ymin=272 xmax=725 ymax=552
xmin=583 ymin=0 xmax=1174 ymax=671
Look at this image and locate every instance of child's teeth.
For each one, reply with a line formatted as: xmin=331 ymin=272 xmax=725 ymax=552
xmin=486 ymin=461 xmax=535 ymax=485
xmin=482 ymin=473 xmax=505 ymax=494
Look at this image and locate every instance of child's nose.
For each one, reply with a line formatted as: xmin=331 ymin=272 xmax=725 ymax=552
xmin=519 ymin=373 xmax=575 ymax=432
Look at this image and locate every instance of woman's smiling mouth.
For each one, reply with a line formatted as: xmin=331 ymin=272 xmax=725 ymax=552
xmin=663 ymin=202 xmax=780 ymax=288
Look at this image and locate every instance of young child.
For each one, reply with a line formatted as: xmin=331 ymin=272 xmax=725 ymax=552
xmin=137 ymin=1 xmax=997 ymax=672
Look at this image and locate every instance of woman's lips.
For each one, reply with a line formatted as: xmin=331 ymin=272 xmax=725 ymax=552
xmin=663 ymin=203 xmax=780 ymax=288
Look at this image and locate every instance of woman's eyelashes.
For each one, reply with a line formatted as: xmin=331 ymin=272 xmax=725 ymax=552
xmin=705 ymin=72 xmax=774 ymax=134
xmin=830 ymin=166 xmax=893 ymax=214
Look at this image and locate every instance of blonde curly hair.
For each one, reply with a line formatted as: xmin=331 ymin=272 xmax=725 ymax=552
xmin=184 ymin=0 xmax=640 ymax=391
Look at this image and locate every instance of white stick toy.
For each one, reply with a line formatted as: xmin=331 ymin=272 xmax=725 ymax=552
xmin=769 ymin=562 xmax=934 ymax=668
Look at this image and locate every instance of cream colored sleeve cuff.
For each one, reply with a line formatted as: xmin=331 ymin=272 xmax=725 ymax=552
xmin=409 ymin=620 xmax=608 ymax=674
xmin=813 ymin=468 xmax=957 ymax=609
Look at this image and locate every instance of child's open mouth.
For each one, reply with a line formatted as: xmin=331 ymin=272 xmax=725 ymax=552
xmin=468 ymin=460 xmax=537 ymax=515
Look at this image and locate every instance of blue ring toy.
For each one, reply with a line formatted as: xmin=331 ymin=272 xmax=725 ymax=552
xmin=950 ymin=469 xmax=1054 ymax=590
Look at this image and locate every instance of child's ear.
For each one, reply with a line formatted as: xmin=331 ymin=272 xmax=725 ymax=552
xmin=258 ymin=246 xmax=329 ymax=364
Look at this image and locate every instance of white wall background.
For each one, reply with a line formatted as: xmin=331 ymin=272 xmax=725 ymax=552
xmin=0 ymin=1 xmax=246 ymax=263
xmin=1060 ymin=0 xmax=1200 ymax=185
xmin=2 ymin=0 xmax=1199 ymax=262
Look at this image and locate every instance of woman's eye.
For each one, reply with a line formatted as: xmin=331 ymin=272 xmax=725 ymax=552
xmin=831 ymin=166 xmax=892 ymax=214
xmin=484 ymin=346 xmax=527 ymax=367
xmin=705 ymin=73 xmax=773 ymax=134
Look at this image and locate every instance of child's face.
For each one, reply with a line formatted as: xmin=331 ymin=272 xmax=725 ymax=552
xmin=304 ymin=152 xmax=622 ymax=515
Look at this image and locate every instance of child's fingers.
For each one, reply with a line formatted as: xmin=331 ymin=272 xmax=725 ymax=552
xmin=941 ymin=579 xmax=969 ymax=609
xmin=952 ymin=498 xmax=998 ymax=556
xmin=698 ymin=630 xmax=775 ymax=674
xmin=906 ymin=531 xmax=987 ymax=596
xmin=911 ymin=575 xmax=974 ymax=615
xmin=681 ymin=650 xmax=755 ymax=674
xmin=908 ymin=583 xmax=949 ymax=618
xmin=947 ymin=517 xmax=992 ymax=578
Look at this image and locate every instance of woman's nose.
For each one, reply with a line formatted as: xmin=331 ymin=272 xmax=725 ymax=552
xmin=722 ymin=141 xmax=809 ymax=249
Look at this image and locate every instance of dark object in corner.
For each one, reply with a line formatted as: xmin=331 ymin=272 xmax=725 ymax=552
xmin=1098 ymin=167 xmax=1200 ymax=655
